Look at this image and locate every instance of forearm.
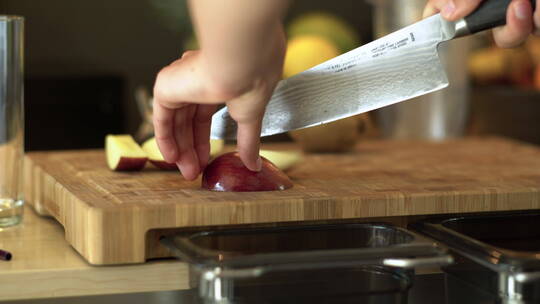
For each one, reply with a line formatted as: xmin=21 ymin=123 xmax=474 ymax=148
xmin=188 ymin=0 xmax=288 ymax=96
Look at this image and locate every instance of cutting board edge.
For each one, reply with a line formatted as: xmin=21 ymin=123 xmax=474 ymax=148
xmin=22 ymin=139 xmax=540 ymax=265
xmin=24 ymin=149 xmax=540 ymax=265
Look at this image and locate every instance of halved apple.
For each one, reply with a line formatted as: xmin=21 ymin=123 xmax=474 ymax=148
xmin=142 ymin=137 xmax=225 ymax=170
xmin=202 ymin=152 xmax=293 ymax=192
xmin=259 ymin=149 xmax=302 ymax=171
xmin=106 ymin=135 xmax=147 ymax=171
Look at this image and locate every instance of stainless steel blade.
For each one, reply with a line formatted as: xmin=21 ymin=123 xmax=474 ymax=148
xmin=210 ymin=14 xmax=458 ymax=140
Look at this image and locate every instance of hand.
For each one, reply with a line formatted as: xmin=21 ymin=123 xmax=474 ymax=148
xmin=423 ymin=0 xmax=539 ymax=47
xmin=152 ymin=26 xmax=286 ymax=181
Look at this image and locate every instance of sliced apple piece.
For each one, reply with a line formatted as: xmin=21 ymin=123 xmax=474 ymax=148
xmin=202 ymin=152 xmax=293 ymax=192
xmin=142 ymin=137 xmax=177 ymax=170
xmin=209 ymin=139 xmax=225 ymax=157
xmin=106 ymin=135 xmax=147 ymax=171
xmin=142 ymin=137 xmax=225 ymax=170
xmin=259 ymin=149 xmax=302 ymax=171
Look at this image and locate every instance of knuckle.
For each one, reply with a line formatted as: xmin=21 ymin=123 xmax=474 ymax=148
xmin=181 ymin=50 xmax=195 ymax=58
xmin=154 ymin=134 xmax=171 ymax=142
xmin=153 ymin=116 xmax=172 ymax=126
xmin=177 ymin=145 xmax=192 ymax=155
xmin=153 ymin=67 xmax=175 ymax=102
xmin=205 ymin=80 xmax=240 ymax=101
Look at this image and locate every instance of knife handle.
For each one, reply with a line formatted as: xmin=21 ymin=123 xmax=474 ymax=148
xmin=464 ymin=0 xmax=536 ymax=35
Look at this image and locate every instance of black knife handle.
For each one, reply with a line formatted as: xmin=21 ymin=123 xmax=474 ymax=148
xmin=464 ymin=0 xmax=536 ymax=34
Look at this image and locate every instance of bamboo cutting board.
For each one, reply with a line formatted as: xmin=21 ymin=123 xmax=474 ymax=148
xmin=24 ymin=137 xmax=540 ymax=265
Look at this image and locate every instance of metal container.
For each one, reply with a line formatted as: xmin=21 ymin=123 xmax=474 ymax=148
xmin=370 ymin=0 xmax=470 ymax=140
xmin=412 ymin=212 xmax=540 ymax=304
xmin=162 ymin=223 xmax=452 ymax=304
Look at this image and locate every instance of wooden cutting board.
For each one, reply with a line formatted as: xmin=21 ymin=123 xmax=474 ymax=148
xmin=24 ymin=137 xmax=540 ymax=265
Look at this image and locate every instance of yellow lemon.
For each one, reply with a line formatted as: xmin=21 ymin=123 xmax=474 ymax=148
xmin=283 ymin=35 xmax=340 ymax=78
xmin=288 ymin=12 xmax=360 ymax=53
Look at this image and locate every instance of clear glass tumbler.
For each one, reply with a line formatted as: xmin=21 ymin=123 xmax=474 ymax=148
xmin=0 ymin=16 xmax=24 ymax=227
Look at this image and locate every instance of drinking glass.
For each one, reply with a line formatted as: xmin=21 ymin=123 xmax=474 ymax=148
xmin=0 ymin=16 xmax=24 ymax=227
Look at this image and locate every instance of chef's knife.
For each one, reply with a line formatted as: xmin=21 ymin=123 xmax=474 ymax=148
xmin=211 ymin=0 xmax=535 ymax=139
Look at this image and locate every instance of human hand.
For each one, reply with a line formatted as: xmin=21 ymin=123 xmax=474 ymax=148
xmin=423 ymin=0 xmax=538 ymax=47
xmin=152 ymin=27 xmax=286 ymax=181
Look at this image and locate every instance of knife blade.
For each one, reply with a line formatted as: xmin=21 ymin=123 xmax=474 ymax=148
xmin=211 ymin=0 xmax=533 ymax=139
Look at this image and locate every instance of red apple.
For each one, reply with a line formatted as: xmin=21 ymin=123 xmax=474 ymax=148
xmin=106 ymin=135 xmax=147 ymax=171
xmin=202 ymin=152 xmax=293 ymax=192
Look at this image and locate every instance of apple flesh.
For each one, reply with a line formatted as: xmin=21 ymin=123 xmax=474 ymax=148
xmin=106 ymin=135 xmax=147 ymax=171
xmin=202 ymin=152 xmax=293 ymax=192
xmin=259 ymin=149 xmax=302 ymax=171
xmin=209 ymin=138 xmax=225 ymax=157
xmin=142 ymin=137 xmax=177 ymax=170
xmin=142 ymin=137 xmax=226 ymax=170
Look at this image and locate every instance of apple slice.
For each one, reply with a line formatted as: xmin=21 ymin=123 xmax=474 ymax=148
xmin=142 ymin=137 xmax=226 ymax=170
xmin=142 ymin=137 xmax=177 ymax=170
xmin=209 ymin=139 xmax=225 ymax=157
xmin=106 ymin=135 xmax=147 ymax=171
xmin=202 ymin=152 xmax=293 ymax=192
xmin=259 ymin=149 xmax=302 ymax=171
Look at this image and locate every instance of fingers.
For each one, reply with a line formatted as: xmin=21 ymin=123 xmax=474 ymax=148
xmin=235 ymin=119 xmax=263 ymax=172
xmin=153 ymin=101 xmax=215 ymax=180
xmin=493 ymin=0 xmax=534 ymax=47
xmin=443 ymin=0 xmax=483 ymax=21
xmin=534 ymin=0 xmax=540 ymax=35
xmin=173 ymin=107 xmax=201 ymax=181
xmin=423 ymin=0 xmax=535 ymax=47
xmin=423 ymin=0 xmax=441 ymax=18
xmin=193 ymin=104 xmax=217 ymax=171
xmin=153 ymin=101 xmax=179 ymax=164
xmin=423 ymin=0 xmax=483 ymax=20
xmin=227 ymin=89 xmax=269 ymax=172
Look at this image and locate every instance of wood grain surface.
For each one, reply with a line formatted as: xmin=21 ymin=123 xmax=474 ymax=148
xmin=24 ymin=137 xmax=540 ymax=265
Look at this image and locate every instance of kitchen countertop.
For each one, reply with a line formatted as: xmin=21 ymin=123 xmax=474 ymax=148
xmin=0 ymin=205 xmax=445 ymax=303
xmin=6 ymin=137 xmax=540 ymax=300
xmin=0 ymin=205 xmax=190 ymax=301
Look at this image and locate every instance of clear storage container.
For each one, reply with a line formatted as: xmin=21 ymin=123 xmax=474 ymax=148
xmin=162 ymin=223 xmax=452 ymax=304
xmin=412 ymin=212 xmax=540 ymax=304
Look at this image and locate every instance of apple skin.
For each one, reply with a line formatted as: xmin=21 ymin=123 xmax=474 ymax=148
xmin=115 ymin=157 xmax=148 ymax=171
xmin=202 ymin=152 xmax=293 ymax=192
xmin=106 ymin=134 xmax=148 ymax=171
xmin=142 ymin=137 xmax=177 ymax=170
xmin=148 ymin=160 xmax=178 ymax=170
xmin=142 ymin=137 xmax=224 ymax=170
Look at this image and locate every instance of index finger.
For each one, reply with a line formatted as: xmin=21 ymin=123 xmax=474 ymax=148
xmin=236 ymin=119 xmax=263 ymax=172
xmin=153 ymin=101 xmax=179 ymax=164
xmin=493 ymin=0 xmax=533 ymax=47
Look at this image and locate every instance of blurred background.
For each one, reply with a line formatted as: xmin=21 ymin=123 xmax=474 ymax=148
xmin=0 ymin=0 xmax=539 ymax=152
